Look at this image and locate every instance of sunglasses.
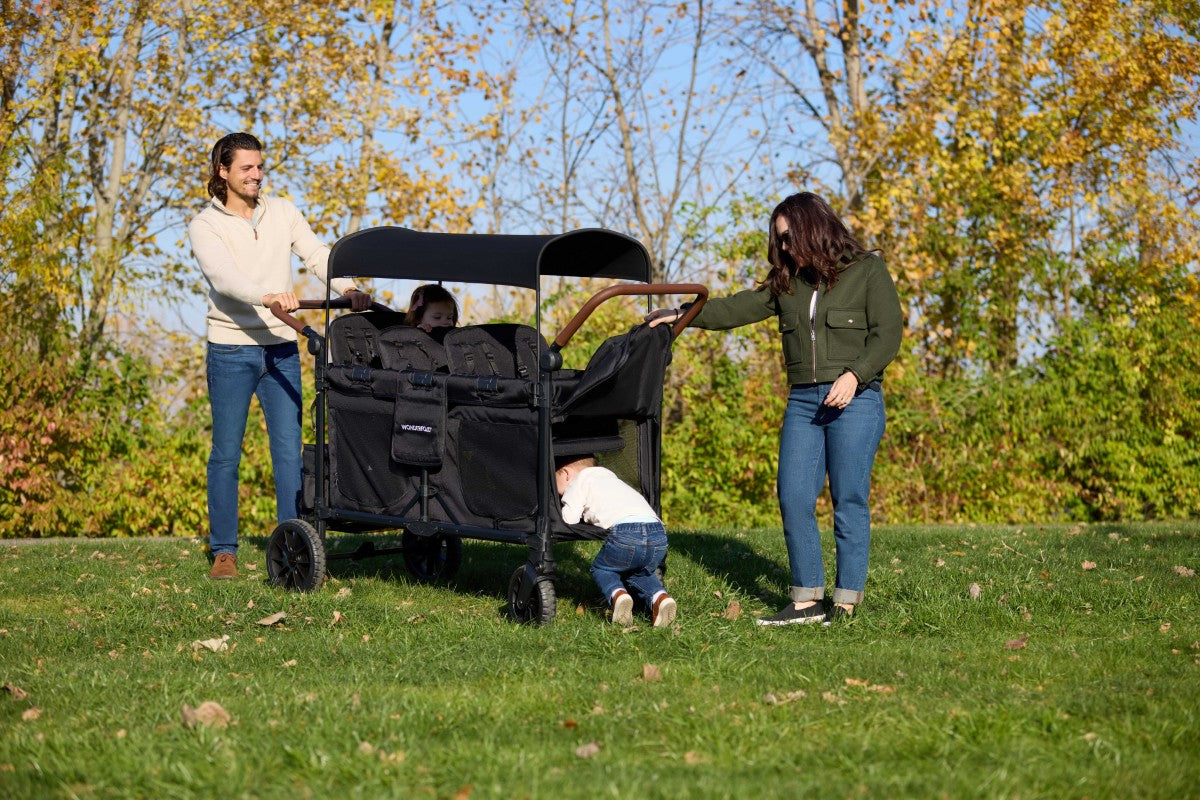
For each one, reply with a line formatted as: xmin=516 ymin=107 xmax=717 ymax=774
xmin=777 ymin=229 xmax=792 ymax=247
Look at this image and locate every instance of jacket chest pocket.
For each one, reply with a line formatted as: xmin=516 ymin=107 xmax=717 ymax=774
xmin=825 ymin=307 xmax=867 ymax=362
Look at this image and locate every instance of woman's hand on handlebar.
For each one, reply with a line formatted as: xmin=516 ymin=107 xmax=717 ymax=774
xmin=263 ymin=292 xmax=299 ymax=312
xmin=342 ymin=288 xmax=373 ymax=312
xmin=645 ymin=307 xmax=682 ymax=327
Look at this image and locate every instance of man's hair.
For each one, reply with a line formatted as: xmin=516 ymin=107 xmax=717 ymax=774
xmin=207 ymin=132 xmax=263 ymax=204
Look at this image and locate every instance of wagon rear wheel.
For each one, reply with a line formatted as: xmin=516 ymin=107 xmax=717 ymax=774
xmin=401 ymin=531 xmax=462 ymax=582
xmin=507 ymin=567 xmax=556 ymax=625
xmin=266 ymin=519 xmax=326 ymax=592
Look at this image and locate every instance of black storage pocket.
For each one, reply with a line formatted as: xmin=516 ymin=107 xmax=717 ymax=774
xmin=825 ymin=307 xmax=867 ymax=361
xmin=457 ymin=420 xmax=536 ymax=521
xmin=391 ymin=372 xmax=447 ymax=468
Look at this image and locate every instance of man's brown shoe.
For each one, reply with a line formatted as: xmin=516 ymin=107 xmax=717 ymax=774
xmin=209 ymin=552 xmax=238 ymax=579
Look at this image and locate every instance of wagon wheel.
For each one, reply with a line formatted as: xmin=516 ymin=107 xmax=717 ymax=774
xmin=507 ymin=567 xmax=557 ymax=625
xmin=266 ymin=519 xmax=327 ymax=592
xmin=401 ymin=531 xmax=462 ymax=582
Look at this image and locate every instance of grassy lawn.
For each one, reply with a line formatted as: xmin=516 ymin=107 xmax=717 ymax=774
xmin=1 ymin=521 xmax=1197 ymax=799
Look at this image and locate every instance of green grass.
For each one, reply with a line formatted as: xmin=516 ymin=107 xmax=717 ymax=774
xmin=1 ymin=521 xmax=1197 ymax=799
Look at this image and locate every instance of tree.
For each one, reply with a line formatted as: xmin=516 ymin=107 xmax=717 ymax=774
xmin=861 ymin=0 xmax=1200 ymax=374
xmin=501 ymin=0 xmax=768 ymax=284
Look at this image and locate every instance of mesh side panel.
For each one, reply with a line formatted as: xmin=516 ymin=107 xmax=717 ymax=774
xmin=596 ymin=418 xmax=641 ymax=490
xmin=328 ymin=398 xmax=420 ymax=514
xmin=457 ymin=420 xmax=537 ymax=521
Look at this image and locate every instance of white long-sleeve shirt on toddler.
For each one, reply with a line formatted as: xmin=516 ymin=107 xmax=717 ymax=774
xmin=560 ymin=466 xmax=660 ymax=529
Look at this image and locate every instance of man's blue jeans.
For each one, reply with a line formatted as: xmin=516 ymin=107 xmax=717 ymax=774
xmin=778 ymin=383 xmax=885 ymax=605
xmin=590 ymin=521 xmax=669 ymax=606
xmin=206 ymin=342 xmax=303 ymax=556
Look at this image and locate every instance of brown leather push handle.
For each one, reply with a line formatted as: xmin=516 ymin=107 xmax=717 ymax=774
xmin=552 ymin=283 xmax=708 ymax=349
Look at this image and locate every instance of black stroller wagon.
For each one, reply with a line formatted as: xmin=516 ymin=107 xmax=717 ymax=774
xmin=265 ymin=226 xmax=706 ymax=623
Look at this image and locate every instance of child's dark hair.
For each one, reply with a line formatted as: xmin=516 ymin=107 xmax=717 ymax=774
xmin=405 ymin=284 xmax=459 ymax=327
xmin=207 ymin=132 xmax=263 ymax=203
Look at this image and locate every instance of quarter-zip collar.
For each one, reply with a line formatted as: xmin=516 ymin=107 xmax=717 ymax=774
xmin=210 ymin=195 xmax=266 ymax=240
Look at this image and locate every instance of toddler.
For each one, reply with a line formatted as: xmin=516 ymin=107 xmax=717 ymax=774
xmin=406 ymin=284 xmax=458 ymax=332
xmin=556 ymin=455 xmax=676 ymax=627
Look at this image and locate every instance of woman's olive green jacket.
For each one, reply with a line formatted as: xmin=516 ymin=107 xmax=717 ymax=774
xmin=689 ymin=252 xmax=903 ymax=387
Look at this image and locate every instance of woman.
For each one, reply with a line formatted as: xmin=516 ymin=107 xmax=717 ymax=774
xmin=649 ymin=192 xmax=902 ymax=624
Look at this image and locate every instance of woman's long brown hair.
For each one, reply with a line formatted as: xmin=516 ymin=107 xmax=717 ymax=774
xmin=759 ymin=192 xmax=871 ymax=296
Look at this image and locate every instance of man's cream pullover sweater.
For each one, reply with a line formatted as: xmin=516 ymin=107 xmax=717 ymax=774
xmin=189 ymin=195 xmax=356 ymax=345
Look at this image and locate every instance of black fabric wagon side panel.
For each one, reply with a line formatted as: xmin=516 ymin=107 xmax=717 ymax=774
xmin=327 ymin=386 xmax=423 ymax=515
xmin=439 ymin=404 xmax=538 ymax=529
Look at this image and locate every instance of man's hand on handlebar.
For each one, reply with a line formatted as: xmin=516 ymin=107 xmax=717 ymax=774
xmin=645 ymin=307 xmax=682 ymax=328
xmin=342 ymin=288 xmax=373 ymax=312
xmin=263 ymin=292 xmax=300 ymax=312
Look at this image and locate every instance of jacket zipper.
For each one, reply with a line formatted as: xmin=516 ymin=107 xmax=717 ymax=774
xmin=809 ymin=283 xmax=819 ymax=382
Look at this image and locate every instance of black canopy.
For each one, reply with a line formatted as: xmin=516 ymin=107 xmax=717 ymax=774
xmin=327 ymin=227 xmax=652 ymax=288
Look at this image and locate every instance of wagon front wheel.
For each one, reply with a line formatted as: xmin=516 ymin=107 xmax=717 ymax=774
xmin=401 ymin=531 xmax=462 ymax=582
xmin=266 ymin=519 xmax=326 ymax=592
xmin=507 ymin=567 xmax=556 ymax=625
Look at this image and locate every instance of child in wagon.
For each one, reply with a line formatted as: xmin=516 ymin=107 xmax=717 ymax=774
xmin=555 ymin=455 xmax=677 ymax=627
xmin=405 ymin=284 xmax=459 ymax=333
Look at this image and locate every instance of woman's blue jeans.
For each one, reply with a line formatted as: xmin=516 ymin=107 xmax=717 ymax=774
xmin=206 ymin=342 xmax=303 ymax=556
xmin=778 ymin=383 xmax=885 ymax=605
xmin=590 ymin=522 xmax=669 ymax=606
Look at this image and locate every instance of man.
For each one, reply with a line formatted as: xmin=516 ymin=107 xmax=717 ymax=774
xmin=188 ymin=132 xmax=370 ymax=578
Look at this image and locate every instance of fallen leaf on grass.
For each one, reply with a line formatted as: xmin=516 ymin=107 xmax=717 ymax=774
xmin=281 ymin=659 xmax=298 ymax=668
xmin=181 ymin=701 xmax=230 ymax=730
xmin=336 ymin=587 xmax=352 ymax=598
xmin=642 ymin=664 xmax=661 ymax=682
xmin=3 ymin=683 xmax=29 ymax=700
xmin=684 ymin=751 xmax=708 ymax=765
xmin=1173 ymin=565 xmax=1195 ymax=577
xmin=256 ymin=612 xmax=286 ymax=626
xmin=841 ymin=678 xmax=896 ymax=694
xmin=821 ymin=692 xmax=846 ymax=706
xmin=21 ymin=706 xmax=41 ymax=721
xmin=1081 ymin=561 xmax=1097 ymax=571
xmin=575 ymin=742 xmax=601 ymax=758
xmin=1004 ymin=635 xmax=1029 ymax=650
xmin=331 ymin=611 xmax=345 ymax=626
xmin=763 ymin=690 xmax=806 ymax=705
xmin=723 ymin=601 xmax=742 ymax=620
xmin=191 ymin=635 xmax=230 ymax=653
xmin=968 ymin=583 xmax=982 ymax=600
xmin=452 ymin=785 xmax=472 ymax=800
xmin=562 ymin=718 xmax=578 ymax=730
